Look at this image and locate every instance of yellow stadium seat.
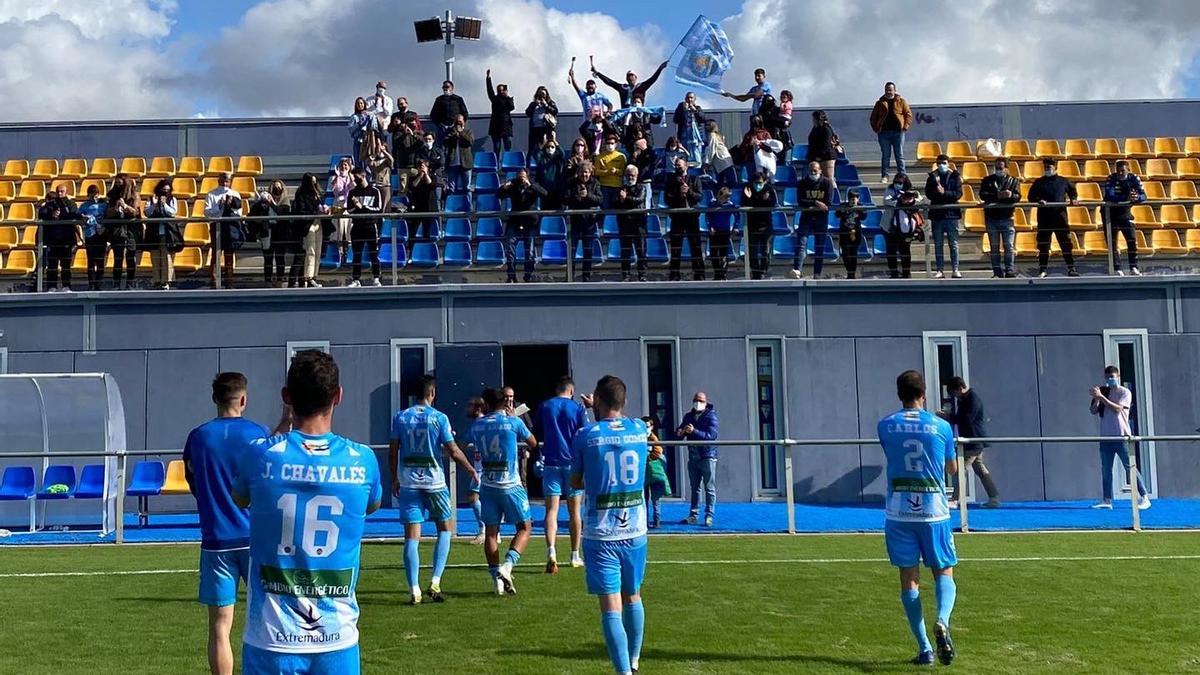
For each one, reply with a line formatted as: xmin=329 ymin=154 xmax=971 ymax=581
xmin=1123 ymin=138 xmax=1154 ymax=159
xmin=916 ymin=142 xmax=943 ymax=164
xmin=119 ymin=157 xmax=147 ymax=178
xmin=1145 ymin=159 xmax=1176 ymax=181
xmin=1186 ymin=136 xmax=1200 ymax=158
xmin=1010 ymin=208 xmax=1029 ymax=231
xmin=89 ymin=158 xmax=117 ymax=178
xmin=235 ymin=156 xmax=263 ymax=176
xmin=231 ymin=176 xmax=257 ymax=198
xmin=960 ymin=161 xmax=988 ymax=182
xmin=59 ymin=159 xmax=87 ymax=180
xmin=207 ymin=156 xmax=234 ymax=176
xmin=78 ymin=178 xmax=108 ymax=199
xmin=1021 ymin=161 xmax=1044 ymax=182
xmin=183 ymin=221 xmax=211 ymax=246
xmin=1049 ymin=233 xmax=1082 ymax=256
xmin=1 ymin=160 xmax=29 ymax=181
xmin=174 ymin=247 xmax=204 ymax=274
xmin=1062 ymin=206 xmax=1094 ymax=231
xmin=70 ymin=248 xmax=88 ymax=273
xmin=1152 ymin=229 xmax=1188 ymax=255
xmin=1187 ymin=229 xmax=1200 ymax=253
xmin=0 ymin=224 xmax=16 ymax=252
xmin=980 ymin=232 xmax=991 ymax=255
xmin=1035 ymin=139 xmax=1065 ymax=160
xmin=1084 ymin=160 xmax=1111 ymax=181
xmin=1019 ymin=182 xmax=1031 ymax=202
xmin=1094 ymin=138 xmax=1123 ymax=159
xmin=177 ymin=156 xmax=205 ymax=178
xmin=1143 ymin=181 xmax=1166 ymax=201
xmin=136 ymin=250 xmax=154 ymax=273
xmin=1056 ymin=160 xmax=1083 ymax=180
xmin=161 ymin=459 xmax=191 ymax=495
xmin=1160 ymin=204 xmax=1193 ymax=228
xmin=1075 ymin=182 xmax=1102 ymax=202
xmin=945 ymin=141 xmax=974 ymax=162
xmin=1083 ymin=231 xmax=1109 ymax=256
xmin=0 ymin=249 xmax=35 ymax=276
xmin=1193 ymin=205 xmax=1200 ymax=226
xmin=1004 ymin=140 xmax=1035 ymax=161
xmin=1176 ymin=158 xmax=1200 ymax=180
xmin=1124 ymin=159 xmax=1144 ymax=177
xmin=1154 ymin=137 xmax=1185 ymax=159
xmin=1014 ymin=232 xmax=1039 ymax=257
xmin=29 ymin=159 xmax=59 ymax=180
xmin=1009 ymin=162 xmax=1023 ymax=180
xmin=138 ymin=178 xmax=157 ymax=199
xmin=0 ymin=181 xmax=14 ymax=203
xmin=960 ymin=183 xmax=977 ymax=204
xmin=146 ymin=156 xmax=177 ymax=178
xmin=9 ymin=203 xmax=35 ymax=224
xmin=1131 ymin=204 xmax=1160 ymax=229
xmin=1064 ymin=139 xmax=1094 ymax=160
xmin=15 ymin=181 xmax=45 ymax=202
xmin=963 ymin=208 xmax=986 ymax=232
xmin=49 ymin=179 xmax=77 ymax=199
xmin=190 ymin=200 xmax=206 ymax=219
xmin=1115 ymin=230 xmax=1151 ymax=256
xmin=1169 ymin=180 xmax=1198 ymax=201
xmin=199 ymin=176 xmax=220 ymax=195
xmin=171 ymin=177 xmax=197 ymax=200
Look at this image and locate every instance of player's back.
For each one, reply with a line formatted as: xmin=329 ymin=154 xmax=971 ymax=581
xmin=574 ymin=416 xmax=649 ymax=541
xmin=536 ymin=396 xmax=587 ymax=466
xmin=877 ymin=408 xmax=955 ymax=523
xmin=237 ymin=430 xmax=382 ymax=654
xmin=469 ymin=412 xmax=527 ymax=490
xmin=183 ymin=417 xmax=267 ymax=549
xmin=392 ymin=405 xmax=452 ymax=490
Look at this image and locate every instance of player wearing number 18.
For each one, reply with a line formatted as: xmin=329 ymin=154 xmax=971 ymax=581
xmin=877 ymin=369 xmax=959 ymax=667
xmin=570 ymin=375 xmax=649 ymax=675
xmin=233 ymin=350 xmax=383 ymax=675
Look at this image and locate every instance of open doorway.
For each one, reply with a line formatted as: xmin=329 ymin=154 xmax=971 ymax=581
xmin=502 ymin=344 xmax=570 ymax=500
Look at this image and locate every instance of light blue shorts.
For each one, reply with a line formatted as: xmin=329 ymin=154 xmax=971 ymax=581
xmin=583 ymin=536 xmax=648 ymax=595
xmin=480 ymin=485 xmax=531 ymax=526
xmin=885 ymin=519 xmax=957 ymax=570
xmin=198 ymin=548 xmax=249 ymax=607
xmin=397 ymin=487 xmax=454 ymax=524
xmin=242 ymin=643 xmax=359 ymax=675
xmin=541 ymin=465 xmax=583 ymax=497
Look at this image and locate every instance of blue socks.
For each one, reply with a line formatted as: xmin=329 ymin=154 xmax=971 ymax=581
xmin=471 ymin=499 xmax=483 ymax=529
xmin=403 ymin=538 xmax=420 ymax=589
xmin=623 ymin=601 xmax=645 ymax=669
xmin=935 ymin=575 xmax=957 ymax=627
xmin=488 ymin=565 xmax=499 ymax=580
xmin=505 ymin=548 xmax=521 ymax=567
xmin=432 ymin=531 xmax=451 ymax=582
xmin=901 ymin=589 xmax=932 ymax=653
xmin=601 ymin=610 xmax=631 ymax=674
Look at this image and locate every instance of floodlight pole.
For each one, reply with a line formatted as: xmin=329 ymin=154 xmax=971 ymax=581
xmin=443 ymin=9 xmax=455 ymax=83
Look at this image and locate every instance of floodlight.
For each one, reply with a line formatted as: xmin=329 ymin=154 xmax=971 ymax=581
xmin=414 ymin=18 xmax=443 ymax=43
xmin=454 ymin=16 xmax=482 ymax=40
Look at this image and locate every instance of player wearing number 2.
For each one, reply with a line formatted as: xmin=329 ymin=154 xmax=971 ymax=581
xmin=878 ymin=369 xmax=959 ymax=667
xmin=388 ymin=374 xmax=478 ymax=605
xmin=571 ymin=375 xmax=649 ymax=675
xmin=233 ymin=350 xmax=383 ymax=675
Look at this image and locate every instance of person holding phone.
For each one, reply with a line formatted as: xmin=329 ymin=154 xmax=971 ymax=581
xmin=1089 ymin=365 xmax=1150 ymax=510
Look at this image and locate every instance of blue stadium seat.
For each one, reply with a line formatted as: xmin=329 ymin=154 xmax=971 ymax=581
xmin=772 ymin=212 xmax=793 ymax=235
xmin=0 ymin=466 xmax=35 ymax=500
xmin=774 ymin=165 xmax=798 ymax=186
xmin=409 ymin=243 xmax=440 ymax=267
xmin=74 ymin=464 xmax=106 ymax=499
xmin=655 ymin=190 xmax=667 ymax=208
xmin=701 ymin=189 xmax=715 ymax=206
xmin=871 ymin=234 xmax=887 ymax=256
xmin=320 ymin=242 xmax=342 ymax=269
xmin=606 ymin=238 xmax=624 ymax=262
xmin=500 ymin=151 xmax=527 ymax=172
xmin=790 ymin=144 xmax=809 ymax=164
xmin=736 ymin=165 xmax=750 ymax=183
xmin=445 ymin=194 xmax=471 ymax=213
xmin=780 ymin=187 xmax=798 ymax=207
xmin=538 ymin=215 xmax=567 ymax=239
xmin=680 ymin=237 xmax=706 ymax=261
xmin=805 ymin=234 xmax=841 ymax=261
xmin=473 ymin=152 xmax=498 ymax=172
xmin=409 ymin=218 xmax=442 ymax=241
xmin=473 ymin=172 xmax=500 ymax=193
xmin=831 ymin=189 xmax=841 ymax=206
xmin=574 ymin=239 xmax=606 ymax=265
xmin=697 ymin=213 xmax=710 ymax=233
xmin=646 ymin=215 xmax=664 ymax=237
xmin=474 ymin=240 xmax=506 ymax=267
xmin=601 ymin=215 xmax=621 ymax=238
xmin=381 ymin=218 xmax=408 ymax=242
xmin=443 ymin=242 xmax=472 ymax=267
xmin=851 ymin=186 xmax=874 ymax=205
xmin=857 ymin=236 xmax=874 ymax=262
xmin=540 ymin=239 xmax=568 ymax=265
xmin=378 ymin=243 xmax=407 ymax=268
xmin=125 ymin=461 xmax=164 ymax=497
xmin=645 ymin=237 xmax=670 ymax=264
xmin=772 ymin=235 xmax=797 ymax=258
xmin=444 ymin=218 xmax=472 ymax=241
xmin=834 ymin=163 xmax=862 ymax=188
xmin=730 ymin=189 xmax=743 ymax=206
xmin=862 ymin=210 xmax=883 ymax=233
xmin=515 ymin=240 xmax=528 ymax=262
xmin=36 ymin=465 xmax=76 ymax=500
xmin=475 ymin=217 xmax=504 ymax=240
xmin=475 ymin=194 xmax=501 ymax=213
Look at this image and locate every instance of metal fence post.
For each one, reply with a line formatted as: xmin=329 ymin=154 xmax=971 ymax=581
xmin=565 ymin=216 xmax=574 ymax=283
xmin=1127 ymin=436 xmax=1141 ymax=532
xmin=1103 ymin=203 xmax=1115 ymax=276
xmin=213 ymin=221 xmax=223 ymax=288
xmin=35 ymin=222 xmax=44 ymax=293
xmin=957 ymin=438 xmax=969 ymax=533
xmin=390 ymin=216 xmax=398 ymax=286
xmin=784 ymin=450 xmax=796 ymax=535
xmin=116 ymin=453 xmax=127 ymax=544
xmin=922 ymin=204 xmax=932 ymax=278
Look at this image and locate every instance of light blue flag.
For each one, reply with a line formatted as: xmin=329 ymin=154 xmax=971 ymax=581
xmin=674 ymin=15 xmax=734 ymax=94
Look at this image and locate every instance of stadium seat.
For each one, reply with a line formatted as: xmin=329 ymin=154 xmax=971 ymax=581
xmin=69 ymin=247 xmax=89 ymax=272
xmin=136 ymin=250 xmax=153 ymax=272
xmin=1093 ymin=138 xmax=1122 ymax=159
xmin=171 ymin=177 xmax=197 ymax=200
xmin=1049 ymin=232 xmax=1082 ymax=257
xmin=50 ymin=179 xmax=77 ymax=199
xmin=1131 ymin=204 xmax=1160 ymax=229
xmin=0 ymin=465 xmax=36 ymax=530
xmin=538 ymin=215 xmax=567 ymax=239
xmin=137 ymin=177 xmax=156 ymax=199
xmin=499 ymin=151 xmax=526 ymax=172
xmin=1170 ymin=180 xmax=1199 ymax=201
xmin=1151 ymin=229 xmax=1187 ymax=255
xmin=1002 ymin=140 xmax=1034 ymax=161
xmin=1067 ymin=206 xmax=1095 ymax=231
xmin=1064 ymin=139 xmax=1094 ymax=160
xmin=319 ymin=242 xmax=342 ymax=269
xmin=779 ymin=187 xmax=798 ymax=207
xmin=1084 ymin=160 xmax=1112 ymax=181
xmin=176 ymin=156 xmax=204 ymax=178
xmin=958 ymin=183 xmax=977 ymax=204
xmin=1123 ymin=138 xmax=1154 ymax=159
xmin=1176 ymin=158 xmax=1200 ymax=180
xmin=119 ymin=157 xmax=146 ymax=178
xmin=15 ymin=181 xmax=45 ymax=202
xmin=771 ymin=212 xmax=792 ymax=235
xmin=1013 ymin=207 xmax=1032 ymax=231
xmin=1080 ymin=231 xmax=1107 ymax=256
xmin=73 ymin=464 xmax=106 ymax=500
xmin=30 ymin=159 xmax=59 ymax=180
xmin=146 ymin=156 xmax=176 ymax=178
xmin=475 ymin=194 xmax=501 ymax=214
xmin=960 ymin=161 xmax=988 ymax=183
xmin=231 ymin=176 xmax=256 ymax=198
xmin=0 ymin=181 xmax=13 ymax=203
xmin=472 ymin=172 xmax=500 ymax=193
xmin=474 ymin=240 xmax=506 ymax=267
xmin=1146 ymin=159 xmax=1177 ymax=181
xmin=236 ymin=155 xmax=264 ymax=176
xmin=126 ymin=461 xmax=165 ymax=495
xmin=1035 ymin=140 xmax=1065 ymax=160
xmin=1020 ymin=161 xmax=1044 ymax=182
xmin=945 ymin=141 xmax=974 ymax=162
xmin=645 ymin=215 xmax=664 ymax=237
xmin=409 ymin=242 xmax=440 ymax=267
xmin=804 ymin=234 xmax=839 ymax=260
xmin=36 ymin=465 xmax=76 ymax=500
xmin=376 ymin=242 xmax=405 ymax=268
xmin=10 ymin=203 xmax=35 ymax=224
xmin=198 ymin=176 xmax=219 ymax=195
xmin=833 ymin=164 xmax=861 ymax=187
xmin=771 ymin=234 xmax=797 ymax=259
xmin=380 ymin=218 xmax=408 ymax=242
xmin=601 ymin=215 xmax=620 ymax=239
xmin=474 ymin=152 xmax=498 ymax=173
xmin=1143 ymin=181 xmax=1167 ymax=201
xmin=1187 ymin=229 xmax=1200 ymax=253
xmin=59 ymin=158 xmax=87 ymax=180
xmin=174 ymin=247 xmax=204 ymax=274
xmin=1 ymin=159 xmax=29 ymax=181
xmin=1154 ymin=137 xmax=1185 ymax=159
xmin=774 ymin=165 xmax=797 ymax=186
xmin=1118 ymin=230 xmax=1152 ymax=256
xmin=445 ymin=194 xmax=471 ymax=213
xmin=1055 ymin=160 xmax=1083 ymax=180
xmin=443 ymin=218 xmax=472 ymax=241
xmin=916 ymin=141 xmax=942 ymax=164
xmin=0 ymin=225 xmax=16 ymax=252
xmin=88 ymin=158 xmax=117 ymax=178
xmin=1159 ymin=204 xmax=1193 ymax=228
xmin=442 ymin=241 xmax=472 ymax=267
xmin=475 ymin=217 xmax=504 ymax=240
xmin=644 ymin=237 xmax=670 ymax=264
xmin=207 ymin=156 xmax=234 ymax=176
xmin=539 ymin=239 xmax=568 ymax=266
xmin=158 ymin=460 xmax=191 ymax=495
xmin=962 ymin=208 xmax=985 ymax=232
xmin=1075 ymin=182 xmax=1103 ymax=202
xmin=1014 ymin=232 xmax=1039 ymax=257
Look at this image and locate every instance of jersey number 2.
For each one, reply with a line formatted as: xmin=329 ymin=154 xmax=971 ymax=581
xmin=902 ymin=439 xmax=925 ymax=473
xmin=277 ymin=494 xmax=343 ymax=558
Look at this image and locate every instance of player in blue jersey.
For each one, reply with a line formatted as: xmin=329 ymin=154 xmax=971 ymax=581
xmin=183 ymin=372 xmax=284 ymax=675
xmin=233 ymin=350 xmax=383 ymax=675
xmin=571 ymin=375 xmax=649 ymax=675
xmin=388 ymin=374 xmax=479 ymax=605
xmin=468 ymin=387 xmax=538 ymax=596
xmin=534 ymin=376 xmax=593 ymax=573
xmin=877 ymin=369 xmax=959 ymax=667
xmin=462 ymin=396 xmax=488 ymax=545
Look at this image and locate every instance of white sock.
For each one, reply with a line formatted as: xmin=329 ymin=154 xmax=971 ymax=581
xmin=570 ymin=550 xmax=581 ymax=561
xmin=500 ymin=561 xmax=512 ymax=576
xmin=430 ymin=576 xmax=441 ymax=588
xmin=547 ymin=545 xmax=557 ymax=561
xmin=411 ymin=585 xmax=421 ymax=595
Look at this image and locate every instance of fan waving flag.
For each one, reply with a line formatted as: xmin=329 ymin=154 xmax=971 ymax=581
xmin=674 ymin=15 xmax=734 ymax=94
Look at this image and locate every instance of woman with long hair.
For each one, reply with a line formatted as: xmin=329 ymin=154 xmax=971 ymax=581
xmin=702 ymin=120 xmax=736 ymax=189
xmin=806 ymin=109 xmax=840 ymax=186
xmin=289 ymin=172 xmax=329 ymax=288
xmin=525 ymin=85 xmax=559 ymax=155
xmin=143 ymin=178 xmax=180 ymax=289
xmin=105 ymin=173 xmax=142 ymax=289
xmin=347 ymin=96 xmax=376 ymax=169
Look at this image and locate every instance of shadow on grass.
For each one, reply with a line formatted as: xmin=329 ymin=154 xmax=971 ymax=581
xmin=495 ymin=645 xmax=913 ymax=672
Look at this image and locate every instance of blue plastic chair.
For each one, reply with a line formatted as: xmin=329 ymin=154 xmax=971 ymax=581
xmin=645 ymin=237 xmax=670 ymax=264
xmin=601 ymin=215 xmax=621 ymax=238
xmin=475 ymin=194 xmax=501 ymax=213
xmin=538 ymin=215 xmax=567 ymax=239
xmin=318 ymin=242 xmax=342 ymax=269
xmin=36 ymin=465 xmax=77 ymax=500
xmin=574 ymin=239 xmax=606 ymax=265
xmin=0 ymin=466 xmax=35 ymax=500
xmin=126 ymin=461 xmax=165 ymax=497
xmin=700 ymin=189 xmax=715 ymax=207
xmin=871 ymin=234 xmax=887 ymax=256
xmin=858 ymin=236 xmax=874 ymax=262
xmin=861 ymin=210 xmax=883 ymax=234
xmin=852 ymin=186 xmax=875 ymax=205
xmin=443 ymin=242 xmax=473 ymax=267
xmin=409 ymin=218 xmax=442 ymax=241
xmin=475 ymin=217 xmax=504 ymax=240
xmin=381 ymin=218 xmax=408 ymax=243
xmin=772 ymin=212 xmax=793 ymax=235
xmin=74 ymin=464 xmax=106 ymax=499
xmin=780 ymin=187 xmax=798 ymax=207
xmin=445 ymin=194 xmax=471 ymax=213
xmin=539 ymin=239 xmax=568 ymax=265
xmin=473 ymin=152 xmax=498 ymax=172
xmin=409 ymin=243 xmax=440 ymax=268
xmin=834 ymin=163 xmax=862 ymax=188
xmin=790 ymin=144 xmax=810 ymax=164
xmin=475 ymin=240 xmax=506 ymax=267
xmin=378 ymin=243 xmax=407 ymax=268
xmin=606 ymin=238 xmax=625 ymax=261
xmin=646 ymin=215 xmax=664 ymax=237
xmin=473 ymin=172 xmax=501 ymax=193
xmin=500 ymin=151 xmax=527 ymax=172
xmin=805 ymin=234 xmax=841 ymax=261
xmin=774 ymin=165 xmax=798 ymax=186
xmin=444 ymin=218 xmax=472 ymax=242
xmin=772 ymin=235 xmax=798 ymax=258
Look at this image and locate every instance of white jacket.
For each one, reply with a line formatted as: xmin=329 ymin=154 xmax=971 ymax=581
xmin=204 ymin=186 xmax=242 ymax=219
xmin=752 ymin=138 xmax=784 ymax=177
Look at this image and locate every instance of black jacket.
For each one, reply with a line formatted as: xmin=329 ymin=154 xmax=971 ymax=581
xmin=525 ymin=99 xmax=559 ymax=130
xmin=672 ymin=103 xmax=706 ymax=142
xmin=485 ymin=76 xmax=515 ymax=138
xmin=412 ymin=144 xmax=445 ymax=183
xmin=979 ymin=173 xmax=1021 ymax=220
xmin=949 ymin=389 xmax=988 ymax=449
xmin=663 ymin=171 xmax=701 ymax=210
xmin=429 ymin=94 xmax=468 ymax=128
xmin=390 ymin=126 xmax=421 ymax=170
xmin=563 ymin=176 xmax=602 ymax=226
xmin=924 ymin=170 xmax=964 ymax=221
xmin=38 ymin=197 xmax=81 ymax=245
xmin=496 ymin=180 xmax=547 ymax=230
xmin=1028 ymin=174 xmax=1077 ymax=226
xmin=796 ymin=174 xmax=834 ymax=224
xmin=806 ymin=123 xmax=838 ymax=163
xmin=616 ymin=183 xmax=648 ymax=229
xmin=346 ymin=185 xmax=383 ymax=237
xmin=594 ymin=63 xmax=668 ymax=108
xmin=742 ymin=184 xmax=778 ymax=232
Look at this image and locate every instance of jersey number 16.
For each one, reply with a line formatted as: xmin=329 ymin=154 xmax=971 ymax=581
xmin=276 ymin=493 xmax=343 ymax=558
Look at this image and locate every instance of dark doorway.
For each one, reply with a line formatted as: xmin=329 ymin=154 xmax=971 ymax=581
xmin=502 ymin=344 xmax=571 ymax=500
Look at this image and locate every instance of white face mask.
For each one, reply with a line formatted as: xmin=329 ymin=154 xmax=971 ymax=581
xmin=424 ymin=141 xmax=434 ymax=149
xmin=376 ymin=87 xmax=385 ymax=96
xmin=693 ymin=400 xmax=706 ymax=412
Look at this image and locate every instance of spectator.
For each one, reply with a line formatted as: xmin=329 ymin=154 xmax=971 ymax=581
xmin=792 ymin=159 xmax=835 ymax=279
xmin=496 ymin=168 xmax=546 ymax=283
xmin=524 ymin=86 xmax=559 ymax=155
xmin=485 ymin=69 xmax=515 ymax=155
xmin=365 ymin=81 xmax=393 ymax=131
xmin=327 ymin=156 xmax=354 ymax=263
xmin=568 ymin=61 xmax=613 ymax=114
xmin=288 ymin=172 xmax=328 ymax=289
xmin=143 ymin=178 xmax=181 ymax=290
xmin=641 ymin=415 xmax=671 ymax=529
xmin=578 ymin=106 xmax=615 ymax=158
xmin=251 ymin=180 xmax=291 ymax=287
xmin=673 ymin=91 xmax=706 ymax=165
xmin=616 ymin=95 xmax=660 ymax=150
xmin=924 ymin=153 xmax=964 ymax=279
xmin=663 ymin=156 xmax=704 ymax=281
xmin=429 ymin=80 xmax=468 ymax=142
xmin=883 ymin=173 xmax=923 ymax=279
xmin=806 ymin=110 xmax=840 ymax=186
xmin=1090 ymin=365 xmax=1150 ymax=510
xmin=743 ymin=171 xmax=778 ymax=280
xmin=938 ymin=377 xmax=1001 ymax=508
xmin=742 ymin=116 xmax=783 ymax=181
xmin=392 ymin=96 xmax=421 ymax=132
xmin=590 ymin=56 xmax=670 ymax=109
xmin=77 ymin=184 xmax=107 ymax=291
xmin=203 ymin=172 xmax=243 ymax=289
xmin=837 ymin=188 xmax=866 ymax=279
xmin=345 ymin=168 xmax=383 ymax=287
xmin=627 ymin=138 xmax=656 ymax=210
xmin=708 ymin=186 xmax=738 ymax=281
xmin=703 ymin=120 xmax=737 ymax=189
xmin=979 ymin=157 xmax=1021 ymax=278
xmin=721 ymin=67 xmax=772 ymax=117
xmin=364 ymin=134 xmax=394 ymax=213
xmin=660 ymin=136 xmax=689 ymax=175
xmin=564 ymin=137 xmax=592 ymax=179
xmin=347 ymin=96 xmax=377 ymax=169
xmin=412 ymin=130 xmax=446 ymax=183
xmin=105 ymin=174 xmax=142 ymax=290
xmin=869 ymin=82 xmax=913 ymax=184
xmin=1103 ymin=159 xmax=1145 ymax=276
xmin=407 ymin=158 xmax=441 ymax=242
xmin=677 ymin=391 xmax=719 ymax=527
xmin=563 ymin=161 xmax=602 ymax=281
xmin=501 ymin=385 xmax=536 ymax=487
xmin=1029 ymin=158 xmax=1080 ymax=278
xmin=533 ymin=136 xmax=567 ymax=210
xmin=38 ymin=183 xmax=82 ymax=292
xmin=532 ymin=376 xmax=592 ymax=573
xmin=594 ymin=132 xmax=627 ymax=209
xmin=737 ymin=115 xmax=772 ymax=169
xmin=387 ymin=111 xmax=420 ymax=196
xmin=442 ymin=114 xmax=475 ymax=196
xmin=775 ymin=90 xmax=795 ymax=159
xmin=615 ymin=164 xmax=648 ymax=282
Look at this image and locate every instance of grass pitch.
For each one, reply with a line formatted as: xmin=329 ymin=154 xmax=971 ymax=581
xmin=2 ymin=532 xmax=1199 ymax=674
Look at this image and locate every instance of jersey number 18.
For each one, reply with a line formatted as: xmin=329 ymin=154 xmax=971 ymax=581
xmin=603 ymin=450 xmax=640 ymax=487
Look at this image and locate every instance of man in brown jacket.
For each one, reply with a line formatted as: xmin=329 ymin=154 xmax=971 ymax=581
xmin=443 ymin=114 xmax=475 ymax=194
xmin=869 ymin=82 xmax=913 ymax=184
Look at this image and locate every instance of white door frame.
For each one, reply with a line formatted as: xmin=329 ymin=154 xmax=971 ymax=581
xmin=922 ymin=331 xmax=973 ymax=502
xmin=0 ymin=347 xmax=7 ymax=373
xmin=745 ymin=336 xmax=788 ymax=500
xmin=285 ymin=340 xmax=330 ymax=370
xmin=389 ymin=338 xmax=436 ymax=414
xmin=1102 ymin=328 xmax=1157 ymax=498
xmin=640 ymin=336 xmax=683 ymax=500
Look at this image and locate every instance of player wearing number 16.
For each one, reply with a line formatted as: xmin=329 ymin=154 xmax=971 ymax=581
xmin=877 ymin=369 xmax=959 ymax=667
xmin=233 ymin=350 xmax=383 ymax=675
xmin=570 ymin=375 xmax=649 ymax=675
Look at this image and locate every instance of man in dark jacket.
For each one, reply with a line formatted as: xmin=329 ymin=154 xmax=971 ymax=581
xmin=743 ymin=172 xmax=778 ymax=279
xmin=939 ymin=377 xmax=1000 ymax=508
xmin=38 ymin=185 xmax=82 ymax=291
xmin=979 ymin=157 xmax=1021 ymax=278
xmin=429 ymin=80 xmax=468 ymax=141
xmin=591 ymin=57 xmax=670 ymax=109
xmin=345 ymin=168 xmax=383 ymax=287
xmin=442 ymin=115 xmax=475 ymax=195
xmin=484 ymin=69 xmax=514 ymax=155
xmin=792 ymin=160 xmax=835 ymax=279
xmin=676 ymin=391 xmax=719 ymax=526
xmin=387 ymin=112 xmax=421 ymax=195
xmin=563 ymin=162 xmax=602 ymax=281
xmin=1028 ymin=158 xmax=1080 ymax=278
xmin=1103 ymin=159 xmax=1146 ymax=276
xmin=615 ymin=164 xmax=649 ymax=282
xmin=924 ymin=153 xmax=964 ymax=278
xmin=496 ymin=169 xmax=547 ymax=283
xmin=663 ymin=157 xmax=704 ymax=281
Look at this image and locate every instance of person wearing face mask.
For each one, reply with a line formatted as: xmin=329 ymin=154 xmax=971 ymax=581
xmin=673 ymin=92 xmax=706 ymax=165
xmin=406 ymin=158 xmax=441 ymax=242
xmin=742 ymin=171 xmax=779 ymax=280
xmin=936 ymin=377 xmax=1000 ymax=508
xmin=869 ymin=82 xmax=913 ymax=184
xmin=627 ymin=138 xmax=657 ymax=210
xmin=563 ymin=161 xmax=603 ymax=281
xmin=1089 ymin=366 xmax=1150 ymax=510
xmin=387 ymin=106 xmax=420 ymax=196
xmin=806 ymin=110 xmax=840 ymax=187
xmin=345 ymin=168 xmax=383 ymax=287
xmin=924 ymin=154 xmax=964 ymax=279
xmin=590 ymin=55 xmax=670 ymax=109
xmin=837 ymin=189 xmax=866 ymax=279
xmin=978 ymin=158 xmax=1021 ymax=278
xmin=578 ymin=106 xmax=617 ymax=158
xmin=347 ymin=96 xmax=378 ymax=170
xmin=484 ymin=69 xmax=515 ymax=155
xmin=250 ymin=180 xmax=291 ymax=287
xmin=791 ymin=160 xmax=835 ymax=279
xmin=883 ymin=173 xmax=923 ymax=279
xmin=707 ymin=187 xmax=738 ymax=281
xmin=365 ymin=81 xmax=393 ymax=133
xmin=442 ymin=115 xmax=475 ymax=196
xmin=615 ymin=164 xmax=648 ymax=282
xmin=594 ymin=133 xmax=627 ymax=209
xmin=525 ymin=86 xmax=559 ymax=156
xmin=429 ymin=80 xmax=468 ymax=143
xmin=676 ymin=392 xmax=719 ymax=527
xmin=1028 ymin=158 xmax=1080 ymax=278
xmin=1103 ymin=159 xmax=1146 ymax=276
xmin=496 ymin=169 xmax=547 ymax=283
xmin=534 ymin=136 xmax=567 ymax=210
xmin=663 ymin=157 xmax=705 ymax=281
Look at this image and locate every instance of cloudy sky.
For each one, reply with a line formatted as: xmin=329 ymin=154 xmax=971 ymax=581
xmin=3 ymin=0 xmax=1200 ymax=122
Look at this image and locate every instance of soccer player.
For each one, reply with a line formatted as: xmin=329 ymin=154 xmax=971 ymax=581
xmin=534 ymin=376 xmax=592 ymax=573
xmin=182 ymin=372 xmax=282 ymax=675
xmin=388 ymin=374 xmax=479 ymax=605
xmin=233 ymin=350 xmax=382 ymax=675
xmin=469 ymin=387 xmax=537 ymax=595
xmin=877 ymin=369 xmax=959 ymax=667
xmin=571 ymin=375 xmax=649 ymax=675
xmin=463 ymin=395 xmax=488 ymax=545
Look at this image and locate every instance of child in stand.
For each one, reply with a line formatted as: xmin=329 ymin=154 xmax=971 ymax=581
xmin=777 ymin=90 xmax=795 ymax=161
xmin=708 ymin=187 xmax=739 ymax=281
xmin=642 ymin=416 xmax=672 ymax=528
xmin=838 ymin=188 xmax=867 ymax=279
